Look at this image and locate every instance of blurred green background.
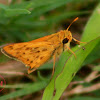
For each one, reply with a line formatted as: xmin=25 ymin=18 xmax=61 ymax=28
xmin=0 ymin=0 xmax=100 ymax=100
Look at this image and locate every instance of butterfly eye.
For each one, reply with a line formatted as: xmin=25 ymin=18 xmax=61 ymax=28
xmin=62 ymin=38 xmax=69 ymax=44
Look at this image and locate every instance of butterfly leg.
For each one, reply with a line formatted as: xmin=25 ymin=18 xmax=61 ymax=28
xmin=28 ymin=67 xmax=37 ymax=74
xmin=51 ymin=53 xmax=56 ymax=77
xmin=72 ymin=37 xmax=86 ymax=45
xmin=66 ymin=45 xmax=76 ymax=58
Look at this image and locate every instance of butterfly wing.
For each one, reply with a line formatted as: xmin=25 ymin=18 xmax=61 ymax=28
xmin=1 ymin=42 xmax=55 ymax=73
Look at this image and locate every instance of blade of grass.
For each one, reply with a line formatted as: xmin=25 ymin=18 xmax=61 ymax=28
xmin=81 ymin=4 xmax=100 ymax=42
xmin=52 ymin=37 xmax=100 ymax=100
xmin=15 ymin=11 xmax=89 ymax=27
xmin=0 ymin=81 xmax=48 ymax=100
xmin=42 ymin=37 xmax=100 ymax=100
xmin=0 ymin=4 xmax=9 ymax=9
xmin=83 ymin=41 xmax=100 ymax=65
xmin=42 ymin=3 xmax=100 ymax=100
xmin=5 ymin=9 xmax=31 ymax=17
xmin=1 ymin=0 xmax=75 ymax=17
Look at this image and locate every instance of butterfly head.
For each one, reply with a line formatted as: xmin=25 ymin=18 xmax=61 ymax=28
xmin=63 ymin=30 xmax=81 ymax=45
xmin=62 ymin=30 xmax=72 ymax=44
xmin=62 ymin=17 xmax=82 ymax=45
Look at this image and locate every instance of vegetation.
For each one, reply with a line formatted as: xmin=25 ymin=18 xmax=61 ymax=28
xmin=0 ymin=0 xmax=100 ymax=100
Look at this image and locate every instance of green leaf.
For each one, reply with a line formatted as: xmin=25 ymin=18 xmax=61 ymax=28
xmin=0 ymin=81 xmax=48 ymax=100
xmin=81 ymin=4 xmax=100 ymax=42
xmin=42 ymin=3 xmax=100 ymax=100
xmin=83 ymin=41 xmax=100 ymax=66
xmin=42 ymin=37 xmax=100 ymax=100
xmin=15 ymin=11 xmax=88 ymax=28
xmin=0 ymin=4 xmax=9 ymax=10
xmin=5 ymin=9 xmax=31 ymax=17
xmin=11 ymin=0 xmax=74 ymax=9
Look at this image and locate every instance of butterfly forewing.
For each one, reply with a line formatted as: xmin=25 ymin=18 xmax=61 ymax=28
xmin=1 ymin=42 xmax=55 ymax=70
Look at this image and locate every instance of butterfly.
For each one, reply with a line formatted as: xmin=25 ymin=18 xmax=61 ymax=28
xmin=1 ymin=17 xmax=84 ymax=75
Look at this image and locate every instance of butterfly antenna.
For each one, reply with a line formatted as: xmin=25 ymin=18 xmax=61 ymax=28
xmin=67 ymin=17 xmax=78 ymax=30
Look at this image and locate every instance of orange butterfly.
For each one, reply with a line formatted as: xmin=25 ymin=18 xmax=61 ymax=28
xmin=1 ymin=17 xmax=84 ymax=75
